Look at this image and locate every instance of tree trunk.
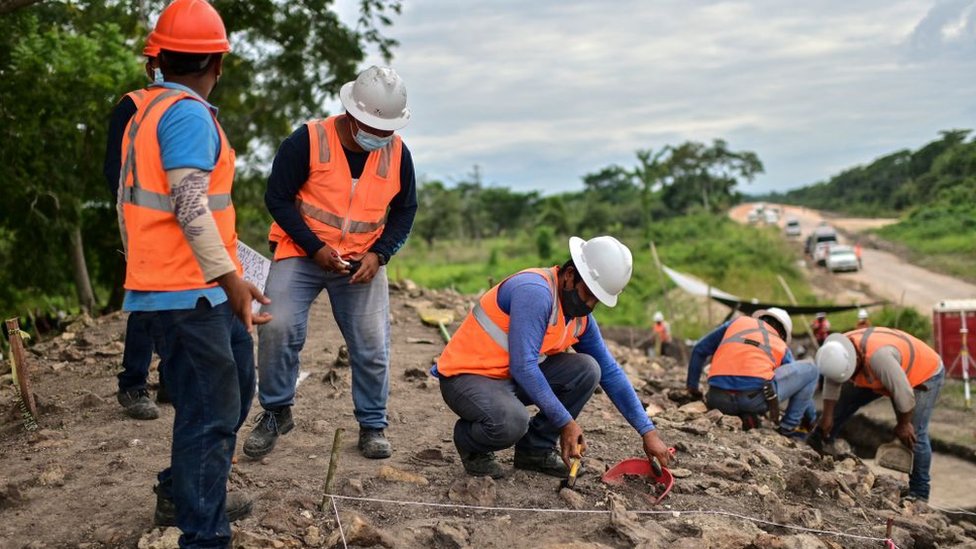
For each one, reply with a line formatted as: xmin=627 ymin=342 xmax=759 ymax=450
xmin=68 ymin=226 xmax=96 ymax=314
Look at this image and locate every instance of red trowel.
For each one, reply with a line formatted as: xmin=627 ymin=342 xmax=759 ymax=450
xmin=601 ymin=448 xmax=677 ymax=505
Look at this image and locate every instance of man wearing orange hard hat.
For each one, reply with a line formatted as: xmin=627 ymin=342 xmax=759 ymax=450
xmin=117 ymin=0 xmax=270 ymax=545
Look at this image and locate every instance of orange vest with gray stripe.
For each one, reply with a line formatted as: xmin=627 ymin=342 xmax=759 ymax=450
xmin=437 ymin=267 xmax=589 ymax=379
xmin=119 ymin=86 xmax=240 ymax=291
xmin=848 ymin=328 xmax=941 ymax=394
xmin=708 ymin=316 xmax=788 ymax=380
xmin=267 ymin=116 xmax=402 ymax=261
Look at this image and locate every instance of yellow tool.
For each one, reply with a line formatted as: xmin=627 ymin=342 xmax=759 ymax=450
xmin=560 ymin=443 xmax=583 ymax=490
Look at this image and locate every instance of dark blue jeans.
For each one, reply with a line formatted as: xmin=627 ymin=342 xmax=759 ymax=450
xmin=439 ymin=353 xmax=601 ymax=455
xmin=149 ymin=299 xmax=255 ymax=548
xmin=118 ymin=311 xmax=165 ymax=392
xmin=829 ymin=367 xmax=944 ymax=500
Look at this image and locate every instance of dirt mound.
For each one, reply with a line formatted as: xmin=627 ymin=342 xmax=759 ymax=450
xmin=1 ymin=282 xmax=974 ymax=548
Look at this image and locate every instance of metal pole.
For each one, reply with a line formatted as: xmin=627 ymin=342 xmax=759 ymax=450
xmin=960 ymin=311 xmax=971 ymax=410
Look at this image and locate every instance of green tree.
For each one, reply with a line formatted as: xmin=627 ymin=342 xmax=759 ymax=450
xmin=412 ymin=180 xmax=461 ymax=247
xmin=659 ymin=139 xmax=763 ymax=214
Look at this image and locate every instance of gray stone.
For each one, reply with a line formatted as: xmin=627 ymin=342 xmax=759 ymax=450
xmin=448 ymin=476 xmax=497 ymax=507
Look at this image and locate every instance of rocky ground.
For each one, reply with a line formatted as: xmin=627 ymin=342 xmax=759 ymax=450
xmin=1 ymin=281 xmax=975 ymax=548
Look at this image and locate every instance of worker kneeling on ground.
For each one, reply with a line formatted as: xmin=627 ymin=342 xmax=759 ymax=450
xmin=686 ymin=308 xmax=818 ymax=437
xmin=813 ymin=328 xmax=945 ymax=502
xmin=433 ymin=236 xmax=672 ymax=479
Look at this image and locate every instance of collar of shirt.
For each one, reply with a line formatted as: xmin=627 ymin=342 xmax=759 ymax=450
xmin=150 ymin=82 xmax=219 ymax=116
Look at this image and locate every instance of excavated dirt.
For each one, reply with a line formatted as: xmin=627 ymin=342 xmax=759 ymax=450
xmin=1 ymin=281 xmax=975 ymax=548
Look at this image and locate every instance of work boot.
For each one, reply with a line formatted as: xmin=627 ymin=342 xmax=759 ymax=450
xmin=459 ymin=451 xmax=506 ymax=479
xmin=358 ymin=428 xmax=393 ymax=459
xmin=513 ymin=449 xmax=569 ymax=478
xmin=153 ymin=484 xmax=253 ymax=526
xmin=117 ymin=388 xmax=160 ymax=420
xmin=242 ymin=407 xmax=294 ymax=459
xmin=776 ymin=425 xmax=809 ymax=441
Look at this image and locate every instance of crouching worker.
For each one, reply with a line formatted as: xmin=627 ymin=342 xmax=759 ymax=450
xmin=432 ymin=236 xmax=672 ymax=479
xmin=686 ymin=308 xmax=818 ymax=437
xmin=814 ymin=329 xmax=945 ymax=503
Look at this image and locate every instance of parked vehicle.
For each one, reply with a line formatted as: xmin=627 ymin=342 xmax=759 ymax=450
xmin=826 ymin=245 xmax=860 ymax=272
xmin=785 ymin=218 xmax=801 ymax=237
xmin=764 ymin=209 xmax=780 ymax=224
xmin=805 ymin=225 xmax=838 ymax=256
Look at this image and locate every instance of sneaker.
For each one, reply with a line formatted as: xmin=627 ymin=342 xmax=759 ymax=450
xmin=459 ymin=451 xmax=506 ymax=479
xmin=153 ymin=484 xmax=253 ymax=526
xmin=358 ymin=428 xmax=392 ymax=459
xmin=513 ymin=449 xmax=569 ymax=478
xmin=902 ymin=494 xmax=929 ymax=505
xmin=777 ymin=425 xmax=809 ymax=441
xmin=117 ymin=388 xmax=160 ymax=420
xmin=242 ymin=408 xmax=294 ymax=459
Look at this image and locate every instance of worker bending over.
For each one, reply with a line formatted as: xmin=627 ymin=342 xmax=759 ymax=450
xmin=687 ymin=309 xmax=818 ymax=436
xmin=815 ymin=328 xmax=944 ymax=502
xmin=433 ymin=236 xmax=672 ymax=479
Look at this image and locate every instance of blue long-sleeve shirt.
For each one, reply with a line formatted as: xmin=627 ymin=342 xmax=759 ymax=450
xmin=686 ymin=319 xmax=795 ymax=391
xmin=103 ymin=95 xmax=139 ymax=199
xmin=498 ymin=272 xmax=655 ymax=435
xmin=264 ymin=124 xmax=417 ymax=260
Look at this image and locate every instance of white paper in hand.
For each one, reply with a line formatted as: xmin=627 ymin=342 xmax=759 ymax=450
xmin=236 ymin=241 xmax=271 ymax=314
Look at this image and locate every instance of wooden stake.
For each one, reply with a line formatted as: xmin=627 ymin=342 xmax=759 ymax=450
xmin=320 ymin=427 xmax=345 ymax=512
xmin=5 ymin=318 xmax=38 ymax=429
xmin=649 ymin=242 xmax=687 ymax=364
xmin=776 ymin=275 xmax=820 ymax=352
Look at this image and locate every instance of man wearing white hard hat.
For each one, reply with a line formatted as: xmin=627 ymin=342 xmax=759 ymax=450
xmin=856 ymin=308 xmax=871 ymax=329
xmin=433 ymin=236 xmax=672 ymax=479
xmin=686 ymin=308 xmax=819 ymax=437
xmin=245 ymin=66 xmax=417 ymax=460
xmin=649 ymin=311 xmax=673 ymax=358
xmin=814 ymin=328 xmax=944 ymax=502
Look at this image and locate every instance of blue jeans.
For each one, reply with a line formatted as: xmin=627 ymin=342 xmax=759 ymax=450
xmin=257 ymin=257 xmax=390 ymax=428
xmin=149 ymin=299 xmax=255 ymax=548
xmin=118 ymin=312 xmax=165 ymax=392
xmin=438 ymin=353 xmax=601 ymax=454
xmin=828 ymin=367 xmax=944 ymax=500
xmin=705 ymin=361 xmax=819 ymax=430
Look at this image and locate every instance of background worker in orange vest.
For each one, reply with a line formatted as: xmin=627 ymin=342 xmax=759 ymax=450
xmin=244 ymin=66 xmax=417 ymax=461
xmin=103 ymin=33 xmax=167 ymax=421
xmin=814 ymin=329 xmax=945 ymax=502
xmin=649 ymin=310 xmax=673 ymax=358
xmin=686 ymin=308 xmax=819 ymax=437
xmin=811 ymin=311 xmax=831 ymax=345
xmin=433 ymin=236 xmax=672 ymax=479
xmin=118 ymin=0 xmax=270 ymax=543
xmin=856 ymin=308 xmax=871 ymax=329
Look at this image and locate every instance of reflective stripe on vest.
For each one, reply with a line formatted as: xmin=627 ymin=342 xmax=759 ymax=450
xmin=119 ymin=89 xmax=183 ymax=197
xmin=436 ymin=267 xmax=588 ymax=378
xmin=708 ymin=316 xmax=787 ymax=380
xmin=120 ymin=185 xmax=232 ymax=213
xmin=849 ymin=327 xmax=939 ymax=392
xmin=295 ymin=198 xmax=387 ymax=234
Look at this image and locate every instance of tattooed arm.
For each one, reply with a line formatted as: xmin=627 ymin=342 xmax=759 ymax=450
xmin=166 ymin=167 xmax=236 ymax=282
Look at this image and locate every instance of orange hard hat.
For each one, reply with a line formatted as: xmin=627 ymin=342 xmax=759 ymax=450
xmin=142 ymin=31 xmax=160 ymax=58
xmin=152 ymin=0 xmax=230 ymax=54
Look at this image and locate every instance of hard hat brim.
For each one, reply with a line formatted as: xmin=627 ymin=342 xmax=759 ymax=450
xmin=569 ymin=236 xmax=617 ymax=307
xmin=824 ymin=333 xmax=856 ymax=366
xmin=340 ymin=81 xmax=411 ymax=132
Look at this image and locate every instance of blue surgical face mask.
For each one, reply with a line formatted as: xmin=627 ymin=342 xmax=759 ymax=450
xmin=153 ymin=67 xmax=164 ymax=84
xmin=351 ymin=117 xmax=392 ymax=151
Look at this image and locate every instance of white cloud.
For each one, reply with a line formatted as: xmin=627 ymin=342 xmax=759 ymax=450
xmin=330 ymin=0 xmax=976 ymax=193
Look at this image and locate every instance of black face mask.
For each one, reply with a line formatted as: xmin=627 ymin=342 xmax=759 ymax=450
xmin=560 ymin=287 xmax=593 ymax=318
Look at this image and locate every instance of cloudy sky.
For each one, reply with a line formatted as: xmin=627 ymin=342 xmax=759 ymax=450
xmin=329 ymin=0 xmax=976 ymax=195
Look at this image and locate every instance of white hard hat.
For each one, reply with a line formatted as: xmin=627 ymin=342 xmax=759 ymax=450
xmin=653 ymin=311 xmax=665 ymax=322
xmin=340 ymin=66 xmax=410 ymax=131
xmin=753 ymin=307 xmax=793 ymax=344
xmin=857 ymin=308 xmax=868 ymax=320
xmin=816 ymin=333 xmax=857 ymax=383
xmin=568 ymin=236 xmax=633 ymax=307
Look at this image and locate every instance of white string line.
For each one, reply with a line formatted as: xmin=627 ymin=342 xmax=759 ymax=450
xmin=330 ymin=495 xmax=347 ymax=549
xmin=326 ymin=493 xmax=894 ymax=543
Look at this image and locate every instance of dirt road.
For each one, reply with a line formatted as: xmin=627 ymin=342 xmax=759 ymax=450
xmin=730 ymin=203 xmax=976 ymax=312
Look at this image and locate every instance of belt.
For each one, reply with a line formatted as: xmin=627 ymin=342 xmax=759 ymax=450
xmin=711 ymin=387 xmax=761 ymax=399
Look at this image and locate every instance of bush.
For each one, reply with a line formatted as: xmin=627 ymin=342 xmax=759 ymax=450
xmin=874 ymin=306 xmax=932 ymax=342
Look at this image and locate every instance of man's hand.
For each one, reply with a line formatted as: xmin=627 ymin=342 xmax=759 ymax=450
xmin=216 ymin=272 xmax=272 ymax=331
xmin=687 ymin=386 xmax=703 ymax=400
xmin=642 ymin=429 xmax=671 ymax=469
xmin=312 ymin=245 xmax=350 ymax=274
xmin=819 ymin=416 xmax=835 ymax=440
xmin=894 ymin=421 xmax=917 ymax=448
xmin=559 ymin=420 xmax=586 ymax=468
xmin=350 ymin=252 xmax=381 ymax=284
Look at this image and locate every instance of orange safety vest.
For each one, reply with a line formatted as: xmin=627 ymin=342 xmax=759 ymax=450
xmin=119 ymin=86 xmax=240 ymax=291
xmin=848 ymin=328 xmax=941 ymax=394
xmin=437 ymin=267 xmax=589 ymax=379
xmin=267 ymin=116 xmax=402 ymax=261
xmin=653 ymin=322 xmax=671 ymax=343
xmin=708 ymin=316 xmax=788 ymax=380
